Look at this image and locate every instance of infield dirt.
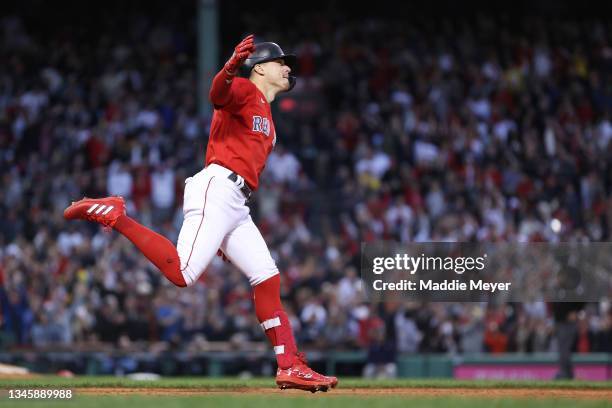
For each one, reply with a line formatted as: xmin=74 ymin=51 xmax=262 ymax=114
xmin=76 ymin=387 xmax=612 ymax=400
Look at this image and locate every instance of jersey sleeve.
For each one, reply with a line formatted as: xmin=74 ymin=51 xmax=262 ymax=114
xmin=209 ymin=72 xmax=251 ymax=113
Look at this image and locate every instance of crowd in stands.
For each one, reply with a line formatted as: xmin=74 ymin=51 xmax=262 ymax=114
xmin=1 ymin=4 xmax=611 ymax=371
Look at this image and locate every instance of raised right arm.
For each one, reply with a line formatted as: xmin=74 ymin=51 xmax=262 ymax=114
xmin=209 ymin=34 xmax=255 ymax=108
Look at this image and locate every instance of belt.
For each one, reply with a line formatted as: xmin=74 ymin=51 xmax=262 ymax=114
xmin=228 ymin=172 xmax=252 ymax=201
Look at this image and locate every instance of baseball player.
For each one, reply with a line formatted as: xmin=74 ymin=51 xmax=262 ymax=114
xmin=64 ymin=34 xmax=338 ymax=392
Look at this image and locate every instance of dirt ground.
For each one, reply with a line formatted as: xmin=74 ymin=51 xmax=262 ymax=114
xmin=0 ymin=374 xmax=40 ymax=380
xmin=76 ymin=387 xmax=612 ymax=400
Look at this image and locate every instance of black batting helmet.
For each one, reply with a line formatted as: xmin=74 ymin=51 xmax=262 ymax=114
xmin=242 ymin=42 xmax=297 ymax=91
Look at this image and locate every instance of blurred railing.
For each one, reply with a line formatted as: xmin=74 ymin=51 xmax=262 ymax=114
xmin=0 ymin=348 xmax=610 ymax=379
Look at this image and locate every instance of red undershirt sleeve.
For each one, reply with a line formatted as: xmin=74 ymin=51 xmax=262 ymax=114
xmin=208 ymin=69 xmax=235 ymax=109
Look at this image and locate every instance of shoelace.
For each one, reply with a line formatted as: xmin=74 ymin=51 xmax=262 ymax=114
xmin=294 ymin=352 xmax=321 ymax=377
xmin=295 ymin=352 xmax=336 ymax=381
xmin=295 ymin=352 xmax=308 ymax=366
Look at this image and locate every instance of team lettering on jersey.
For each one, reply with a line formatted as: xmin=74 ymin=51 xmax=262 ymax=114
xmin=252 ymin=115 xmax=270 ymax=136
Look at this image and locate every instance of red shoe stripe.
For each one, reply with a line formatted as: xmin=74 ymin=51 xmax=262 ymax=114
xmin=180 ymin=176 xmax=215 ymax=275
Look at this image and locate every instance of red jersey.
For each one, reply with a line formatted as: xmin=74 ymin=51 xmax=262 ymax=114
xmin=205 ymin=77 xmax=276 ymax=190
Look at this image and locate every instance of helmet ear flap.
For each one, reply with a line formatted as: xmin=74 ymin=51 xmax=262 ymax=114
xmin=242 ymin=63 xmax=261 ymax=78
xmin=287 ymin=76 xmax=296 ymax=91
xmin=239 ymin=64 xmax=250 ymax=77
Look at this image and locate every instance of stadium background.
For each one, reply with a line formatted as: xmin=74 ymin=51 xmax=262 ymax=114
xmin=0 ymin=0 xmax=610 ymax=379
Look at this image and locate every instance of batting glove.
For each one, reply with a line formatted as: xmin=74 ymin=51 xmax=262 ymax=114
xmin=225 ymin=34 xmax=255 ymax=75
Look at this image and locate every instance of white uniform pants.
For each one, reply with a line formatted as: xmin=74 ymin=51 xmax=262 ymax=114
xmin=176 ymin=164 xmax=279 ymax=286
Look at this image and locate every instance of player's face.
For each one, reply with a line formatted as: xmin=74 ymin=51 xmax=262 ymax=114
xmin=263 ymin=59 xmax=291 ymax=90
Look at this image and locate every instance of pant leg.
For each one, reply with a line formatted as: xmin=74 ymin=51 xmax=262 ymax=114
xmin=363 ymin=363 xmax=376 ymax=378
xmin=176 ymin=170 xmax=247 ymax=286
xmin=220 ymin=215 xmax=279 ymax=286
xmin=556 ymin=321 xmax=577 ymax=379
xmin=384 ymin=363 xmax=398 ymax=379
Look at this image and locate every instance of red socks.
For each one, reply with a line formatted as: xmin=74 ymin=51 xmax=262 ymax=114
xmin=253 ymin=274 xmax=283 ymax=321
xmin=253 ymin=274 xmax=298 ymax=369
xmin=114 ymin=215 xmax=187 ymax=287
xmin=112 ymin=216 xmax=297 ymax=367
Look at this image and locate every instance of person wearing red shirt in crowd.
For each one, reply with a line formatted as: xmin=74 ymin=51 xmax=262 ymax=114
xmin=64 ymin=34 xmax=337 ymax=392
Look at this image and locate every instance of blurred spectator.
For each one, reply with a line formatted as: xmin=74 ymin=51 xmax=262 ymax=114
xmin=363 ymin=322 xmax=397 ymax=379
xmin=266 ymin=144 xmax=301 ymax=184
xmin=0 ymin=4 xmax=610 ymax=358
xmin=552 ymin=302 xmax=585 ymax=379
xmin=31 ymin=310 xmax=71 ymax=347
xmin=0 ymin=286 xmax=32 ymax=345
xmin=150 ymin=161 xmax=176 ymax=223
xmin=107 ymin=162 xmax=133 ymax=199
xmin=483 ymin=321 xmax=508 ymax=354
xmin=394 ymin=305 xmax=423 ymax=353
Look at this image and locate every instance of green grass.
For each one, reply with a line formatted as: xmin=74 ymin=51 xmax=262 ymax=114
xmin=0 ymin=376 xmax=611 ymax=390
xmin=1 ymin=377 xmax=610 ymax=408
xmin=1 ymin=395 xmax=611 ymax=408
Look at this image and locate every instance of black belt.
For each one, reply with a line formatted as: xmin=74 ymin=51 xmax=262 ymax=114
xmin=228 ymin=172 xmax=252 ymax=201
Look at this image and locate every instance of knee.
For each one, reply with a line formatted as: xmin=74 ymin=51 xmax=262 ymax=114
xmin=178 ymin=271 xmax=195 ymax=287
xmin=250 ymin=268 xmax=280 ymax=287
xmin=162 ymin=260 xmax=191 ymax=287
xmin=169 ymin=273 xmax=189 ymax=288
xmin=174 ymin=279 xmax=188 ymax=288
xmin=177 ymin=265 xmax=199 ymax=287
